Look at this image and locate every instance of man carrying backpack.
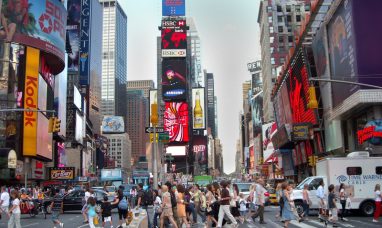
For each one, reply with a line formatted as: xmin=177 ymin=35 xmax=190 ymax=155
xmin=136 ymin=183 xmax=153 ymax=228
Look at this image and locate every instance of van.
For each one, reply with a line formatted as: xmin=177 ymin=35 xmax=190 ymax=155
xmin=292 ymin=152 xmax=382 ymax=216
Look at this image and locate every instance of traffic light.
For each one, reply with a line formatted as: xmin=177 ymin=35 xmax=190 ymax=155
xmin=48 ymin=117 xmax=54 ymax=133
xmin=151 ymin=103 xmax=158 ymax=126
xmin=53 ymin=117 xmax=61 ymax=133
xmin=307 ymin=85 xmax=318 ymax=109
xmin=308 ymin=156 xmax=315 ymax=167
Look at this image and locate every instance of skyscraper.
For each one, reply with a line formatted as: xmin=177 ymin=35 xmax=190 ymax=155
xmin=205 ymin=71 xmax=217 ymax=138
xmin=258 ymin=0 xmax=311 ymax=122
xmin=127 ymin=80 xmax=155 ymax=99
xmin=100 ymin=0 xmax=128 ymax=119
xmin=187 ymin=18 xmax=203 ymax=87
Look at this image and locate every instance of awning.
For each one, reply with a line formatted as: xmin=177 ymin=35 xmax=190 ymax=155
xmin=264 ymin=152 xmax=278 ymax=163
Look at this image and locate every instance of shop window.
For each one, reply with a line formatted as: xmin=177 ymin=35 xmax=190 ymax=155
xmin=347 ymin=167 xmax=362 ymax=175
xmin=376 ymin=167 xmax=382 ymax=175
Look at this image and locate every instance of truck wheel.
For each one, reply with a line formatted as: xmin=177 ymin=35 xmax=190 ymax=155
xmin=294 ymin=201 xmax=304 ymax=216
xmin=360 ymin=201 xmax=375 ymax=216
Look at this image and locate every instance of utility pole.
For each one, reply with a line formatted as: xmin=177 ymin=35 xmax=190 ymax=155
xmin=151 ymin=101 xmax=159 ymax=188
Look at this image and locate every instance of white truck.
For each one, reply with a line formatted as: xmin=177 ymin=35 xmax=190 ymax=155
xmin=293 ymin=152 xmax=382 ymax=216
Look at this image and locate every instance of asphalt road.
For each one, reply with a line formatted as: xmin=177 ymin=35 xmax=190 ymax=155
xmin=0 ymin=206 xmax=380 ymax=228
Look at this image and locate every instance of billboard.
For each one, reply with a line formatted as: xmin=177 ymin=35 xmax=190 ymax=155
xmin=101 ymin=116 xmax=125 ymax=133
xmin=193 ymin=135 xmax=207 ymax=173
xmin=0 ymin=0 xmax=67 ymax=62
xmin=161 ymin=19 xmax=187 ymax=51
xmin=167 ymin=146 xmax=186 ymax=156
xmin=251 ymin=91 xmax=263 ymax=134
xmin=79 ymin=0 xmax=91 ymax=85
xmin=162 ymin=59 xmax=187 ymax=100
xmin=38 ymin=75 xmax=47 ymax=110
xmin=36 ymin=113 xmax=52 ymax=160
xmin=274 ymin=83 xmax=292 ymax=127
xmin=262 ymin=122 xmax=277 ymax=162
xmin=149 ymin=90 xmax=157 ymax=127
xmin=164 ymin=102 xmax=189 ymax=142
xmin=66 ymin=0 xmax=81 ymax=72
xmin=23 ymin=47 xmax=39 ymax=157
xmin=73 ymin=85 xmax=82 ymax=110
xmin=192 ymin=88 xmax=205 ymax=129
xmin=247 ymin=61 xmax=261 ymax=73
xmin=75 ymin=111 xmax=84 ymax=144
xmin=49 ymin=167 xmax=75 ymax=180
xmin=162 ymin=0 xmax=185 ymax=16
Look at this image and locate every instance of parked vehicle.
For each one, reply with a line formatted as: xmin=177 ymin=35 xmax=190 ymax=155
xmin=233 ymin=182 xmax=270 ymax=205
xmin=292 ymin=152 xmax=382 ymax=216
xmin=267 ymin=188 xmax=278 ymax=205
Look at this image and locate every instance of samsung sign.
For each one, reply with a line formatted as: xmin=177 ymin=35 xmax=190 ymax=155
xmin=162 ymin=49 xmax=186 ymax=57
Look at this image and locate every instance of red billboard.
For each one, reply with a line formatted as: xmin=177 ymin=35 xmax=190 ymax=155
xmin=164 ymin=102 xmax=189 ymax=142
xmin=161 ymin=19 xmax=187 ymax=50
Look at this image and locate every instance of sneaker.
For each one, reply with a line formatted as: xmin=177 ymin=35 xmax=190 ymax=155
xmin=59 ymin=222 xmax=64 ymax=228
xmin=259 ymin=221 xmax=267 ymax=224
xmin=373 ymin=219 xmax=378 ymax=223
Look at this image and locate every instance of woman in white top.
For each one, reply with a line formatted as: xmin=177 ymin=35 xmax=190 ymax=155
xmin=339 ymin=183 xmax=347 ymax=221
xmin=153 ymin=189 xmax=162 ymax=228
xmin=8 ymin=190 xmax=21 ymax=228
xmin=245 ymin=184 xmax=257 ymax=222
xmin=373 ymin=184 xmax=381 ymax=223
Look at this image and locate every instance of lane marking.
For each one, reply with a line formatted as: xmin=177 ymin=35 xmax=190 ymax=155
xmin=22 ymin=223 xmax=39 ymax=227
xmin=290 ymin=220 xmax=318 ymax=228
xmin=345 ymin=219 xmax=381 ymax=227
xmin=77 ymin=224 xmax=89 ymax=228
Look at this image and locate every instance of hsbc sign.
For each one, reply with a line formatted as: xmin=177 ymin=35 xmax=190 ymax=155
xmin=162 ymin=49 xmax=186 ymax=57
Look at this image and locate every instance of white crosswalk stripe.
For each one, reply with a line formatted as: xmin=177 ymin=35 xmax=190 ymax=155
xmin=290 ymin=220 xmax=319 ymax=228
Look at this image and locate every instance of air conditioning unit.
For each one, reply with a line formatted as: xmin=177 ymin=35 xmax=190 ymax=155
xmin=347 ymin=151 xmax=370 ymax=158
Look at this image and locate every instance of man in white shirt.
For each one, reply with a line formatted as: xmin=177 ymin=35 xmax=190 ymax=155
xmin=252 ymin=179 xmax=267 ymax=224
xmin=0 ymin=186 xmax=10 ymax=218
xmin=316 ymin=180 xmax=325 ymax=220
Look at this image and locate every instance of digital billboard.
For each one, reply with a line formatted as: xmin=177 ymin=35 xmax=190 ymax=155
xmin=286 ymin=50 xmax=317 ymax=125
xmin=193 ymin=135 xmax=207 ymax=174
xmin=149 ymin=90 xmax=157 ymax=127
xmin=38 ymin=75 xmax=47 ymax=111
xmin=162 ymin=0 xmax=185 ymax=16
xmin=73 ymin=85 xmax=82 ymax=110
xmin=251 ymin=91 xmax=263 ymax=133
xmin=167 ymin=146 xmax=186 ymax=156
xmin=101 ymin=116 xmax=125 ymax=134
xmin=0 ymin=0 xmax=67 ymax=62
xmin=274 ymin=83 xmax=292 ymax=127
xmin=162 ymin=59 xmax=187 ymax=100
xmin=192 ymin=88 xmax=205 ymax=129
xmin=66 ymin=0 xmax=80 ymax=72
xmin=161 ymin=19 xmax=187 ymax=53
xmin=36 ymin=113 xmax=52 ymax=160
xmin=262 ymin=122 xmax=277 ymax=162
xmin=75 ymin=111 xmax=84 ymax=144
xmin=164 ymin=102 xmax=189 ymax=142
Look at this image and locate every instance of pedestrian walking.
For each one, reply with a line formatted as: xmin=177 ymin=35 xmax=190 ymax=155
xmin=112 ymin=189 xmax=128 ymax=228
xmin=205 ymin=184 xmax=218 ymax=227
xmin=328 ymin=184 xmax=339 ymax=227
xmin=82 ymin=188 xmax=92 ymax=223
xmin=231 ymin=184 xmax=241 ymax=221
xmin=373 ymin=184 xmax=381 ymax=223
xmin=246 ymin=183 xmax=257 ymax=222
xmin=281 ymin=182 xmax=295 ymax=228
xmin=251 ymin=178 xmax=267 ymax=224
xmin=339 ymin=183 xmax=347 ymax=221
xmin=153 ymin=189 xmax=162 ymax=228
xmin=84 ymin=197 xmax=97 ymax=228
xmin=199 ymin=190 xmax=207 ymax=224
xmin=176 ymin=184 xmax=190 ymax=227
xmin=316 ymin=180 xmax=325 ymax=221
xmin=101 ymin=195 xmax=113 ymax=228
xmin=238 ymin=193 xmax=247 ymax=224
xmin=275 ymin=183 xmax=283 ymax=219
xmin=7 ymin=190 xmax=21 ymax=228
xmin=50 ymin=189 xmax=64 ymax=228
xmin=185 ymin=186 xmax=197 ymax=225
xmin=1 ymin=186 xmax=10 ymax=220
xmin=217 ymin=181 xmax=238 ymax=228
xmin=193 ymin=184 xmax=201 ymax=215
xmin=302 ymin=184 xmax=310 ymax=220
xmin=160 ymin=185 xmax=178 ymax=228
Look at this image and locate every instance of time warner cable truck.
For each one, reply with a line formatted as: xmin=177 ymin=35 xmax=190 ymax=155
xmin=292 ymin=152 xmax=382 ymax=216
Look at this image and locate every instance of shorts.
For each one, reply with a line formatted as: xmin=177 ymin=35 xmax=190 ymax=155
xmin=330 ymin=208 xmax=338 ymax=221
xmin=102 ymin=215 xmax=112 ymax=222
xmin=118 ymin=209 xmax=127 ymax=220
xmin=240 ymin=211 xmax=247 ymax=217
xmin=51 ymin=211 xmax=60 ymax=222
xmin=1 ymin=206 xmax=8 ymax=213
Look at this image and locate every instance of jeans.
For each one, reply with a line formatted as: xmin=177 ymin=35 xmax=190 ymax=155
xmin=218 ymin=205 xmax=237 ymax=227
xmin=142 ymin=205 xmax=151 ymax=228
xmin=187 ymin=203 xmax=197 ymax=223
xmin=8 ymin=213 xmax=21 ymax=228
xmin=153 ymin=212 xmax=160 ymax=227
xmin=340 ymin=200 xmax=346 ymax=219
xmin=302 ymin=200 xmax=310 ymax=217
xmin=252 ymin=205 xmax=265 ymax=222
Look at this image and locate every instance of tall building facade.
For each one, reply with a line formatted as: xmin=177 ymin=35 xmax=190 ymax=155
xmin=105 ymin=133 xmax=131 ymax=171
xmin=205 ymin=71 xmax=217 ymax=138
xmin=100 ymin=0 xmax=128 ymax=118
xmin=258 ymin=0 xmax=311 ymax=122
xmin=126 ymin=90 xmax=149 ymax=164
xmin=187 ymin=18 xmax=203 ymax=87
xmin=127 ymin=80 xmax=155 ymax=99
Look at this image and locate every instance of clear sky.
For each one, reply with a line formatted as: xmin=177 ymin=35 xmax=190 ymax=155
xmin=120 ymin=0 xmax=261 ymax=174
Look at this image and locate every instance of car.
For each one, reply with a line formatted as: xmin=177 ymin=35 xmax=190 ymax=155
xmin=233 ymin=182 xmax=270 ymax=205
xmin=267 ymin=188 xmax=278 ymax=205
xmin=119 ymin=184 xmax=136 ymax=197
xmin=92 ymin=186 xmax=117 ymax=197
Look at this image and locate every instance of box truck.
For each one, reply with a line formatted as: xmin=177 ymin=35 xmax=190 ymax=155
xmin=292 ymin=152 xmax=382 ymax=216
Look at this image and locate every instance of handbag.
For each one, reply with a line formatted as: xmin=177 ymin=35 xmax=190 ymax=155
xmin=230 ymin=199 xmax=236 ymax=207
xmin=93 ymin=216 xmax=99 ymax=225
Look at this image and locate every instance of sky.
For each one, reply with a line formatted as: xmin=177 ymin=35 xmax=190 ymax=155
xmin=120 ymin=0 xmax=261 ymax=174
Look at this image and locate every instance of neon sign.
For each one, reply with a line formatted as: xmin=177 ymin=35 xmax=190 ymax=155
xmin=357 ymin=125 xmax=382 ymax=145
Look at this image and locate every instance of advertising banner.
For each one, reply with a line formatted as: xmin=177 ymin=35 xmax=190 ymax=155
xmin=149 ymin=90 xmax=157 ymax=127
xmin=49 ymin=167 xmax=75 ymax=180
xmin=0 ymin=0 xmax=67 ymax=62
xmin=251 ymin=91 xmax=263 ymax=134
xmin=162 ymin=0 xmax=185 ymax=16
xmin=262 ymin=122 xmax=277 ymax=162
xmin=192 ymin=88 xmax=205 ymax=129
xmin=274 ymin=83 xmax=292 ymax=127
xmin=193 ymin=135 xmax=208 ymax=174
xmin=249 ymin=146 xmax=254 ymax=169
xmin=67 ymin=0 xmax=80 ymax=72
xmin=36 ymin=113 xmax=53 ymax=160
xmin=79 ymin=0 xmax=91 ymax=85
xmin=101 ymin=116 xmax=125 ymax=134
xmin=162 ymin=59 xmax=187 ymax=100
xmin=23 ymin=47 xmax=39 ymax=157
xmin=164 ymin=102 xmax=189 ymax=142
xmin=327 ymin=0 xmax=358 ymax=108
xmin=100 ymin=169 xmax=122 ymax=181
xmin=292 ymin=123 xmax=312 ymax=141
xmin=247 ymin=61 xmax=261 ymax=73
xmin=161 ymin=19 xmax=186 ymax=52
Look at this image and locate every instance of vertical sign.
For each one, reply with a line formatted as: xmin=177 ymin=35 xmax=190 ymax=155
xmin=193 ymin=136 xmax=208 ymax=174
xmin=23 ymin=47 xmax=40 ymax=156
xmin=162 ymin=0 xmax=185 ymax=16
xmin=80 ymin=0 xmax=91 ymax=85
xmin=192 ymin=88 xmax=205 ymax=129
xmin=67 ymin=0 xmax=81 ymax=72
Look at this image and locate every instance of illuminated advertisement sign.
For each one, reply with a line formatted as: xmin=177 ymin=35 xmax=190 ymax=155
xmin=49 ymin=167 xmax=75 ymax=180
xmin=149 ymin=90 xmax=157 ymax=127
xmin=357 ymin=120 xmax=382 ymax=145
xmin=192 ymin=88 xmax=205 ymax=129
xmin=37 ymin=113 xmax=53 ymax=160
xmin=193 ymin=136 xmax=208 ymax=174
xmin=262 ymin=122 xmax=277 ymax=161
xmin=67 ymin=0 xmax=80 ymax=72
xmin=1 ymin=0 xmax=67 ymax=62
xmin=249 ymin=146 xmax=254 ymax=169
xmin=274 ymin=83 xmax=293 ymax=127
xmin=161 ymin=19 xmax=187 ymax=50
xmin=39 ymin=56 xmax=54 ymax=88
xmin=79 ymin=0 xmax=91 ymax=85
xmin=101 ymin=116 xmax=125 ymax=134
xmin=286 ymin=50 xmax=317 ymax=125
xmin=162 ymin=59 xmax=187 ymax=100
xmin=23 ymin=47 xmax=39 ymax=157
xmin=251 ymin=91 xmax=263 ymax=134
xmin=162 ymin=0 xmax=185 ymax=16
xmin=164 ymin=102 xmax=189 ymax=142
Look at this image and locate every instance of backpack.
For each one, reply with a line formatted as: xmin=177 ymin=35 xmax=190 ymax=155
xmin=143 ymin=190 xmax=154 ymax=206
xmin=118 ymin=196 xmax=128 ymax=210
xmin=170 ymin=192 xmax=177 ymax=208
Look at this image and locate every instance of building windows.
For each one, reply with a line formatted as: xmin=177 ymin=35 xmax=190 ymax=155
xmin=287 ymin=15 xmax=292 ymax=22
xmin=280 ymin=58 xmax=285 ymax=64
xmin=267 ymin=6 xmax=272 ymax=12
xmin=270 ymin=36 xmax=274 ymax=43
xmin=270 ymin=47 xmax=274 ymax=53
xmin=286 ymin=5 xmax=291 ymax=12
xmin=277 ymin=16 xmax=283 ymax=23
xmin=296 ymin=15 xmax=301 ymax=22
xmin=288 ymin=36 xmax=294 ymax=43
xmin=278 ymin=36 xmax=284 ymax=43
xmin=271 ymin=58 xmax=275 ymax=65
xmin=269 ymin=26 xmax=274 ymax=33
xmin=268 ymin=16 xmax=273 ymax=23
xmin=278 ymin=26 xmax=283 ymax=33
xmin=277 ymin=5 xmax=282 ymax=12
xmin=287 ymin=26 xmax=292 ymax=33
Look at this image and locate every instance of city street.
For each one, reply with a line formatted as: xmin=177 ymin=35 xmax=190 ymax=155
xmin=0 ymin=206 xmax=380 ymax=228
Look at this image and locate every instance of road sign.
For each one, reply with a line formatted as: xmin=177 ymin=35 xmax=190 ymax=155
xmin=145 ymin=127 xmax=164 ymax=133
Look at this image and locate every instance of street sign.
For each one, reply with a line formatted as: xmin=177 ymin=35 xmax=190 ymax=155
xmin=166 ymin=156 xmax=174 ymax=161
xmin=150 ymin=132 xmax=169 ymax=143
xmin=145 ymin=127 xmax=165 ymax=133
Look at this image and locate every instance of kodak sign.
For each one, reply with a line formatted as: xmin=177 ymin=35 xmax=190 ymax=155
xmin=23 ymin=47 xmax=40 ymax=156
